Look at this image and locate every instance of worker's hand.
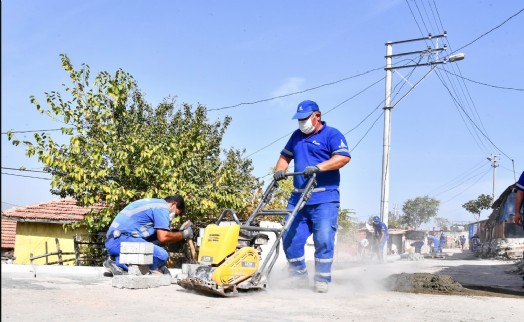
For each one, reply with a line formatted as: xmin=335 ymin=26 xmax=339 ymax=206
xmin=182 ymin=226 xmax=194 ymax=239
xmin=303 ymin=165 xmax=320 ymax=177
xmin=273 ymin=170 xmax=286 ymax=181
xmin=515 ymin=214 xmax=522 ymax=225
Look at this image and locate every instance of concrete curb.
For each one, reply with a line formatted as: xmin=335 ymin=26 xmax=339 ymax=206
xmin=1 ymin=263 xmax=184 ymax=279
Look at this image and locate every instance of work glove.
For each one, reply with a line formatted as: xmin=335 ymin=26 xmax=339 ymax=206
xmin=273 ymin=170 xmax=286 ymax=181
xmin=303 ymin=165 xmax=320 ymax=177
xmin=182 ymin=226 xmax=194 ymax=239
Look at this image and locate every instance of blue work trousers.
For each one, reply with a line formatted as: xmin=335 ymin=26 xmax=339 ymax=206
xmin=283 ymin=202 xmax=339 ymax=283
xmin=105 ymin=235 xmax=168 ymax=271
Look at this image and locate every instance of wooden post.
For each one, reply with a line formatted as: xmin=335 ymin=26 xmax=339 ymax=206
xmin=45 ymin=242 xmax=49 ymax=265
xmin=55 ymin=238 xmax=63 ymax=265
xmin=73 ymin=234 xmax=80 ymax=266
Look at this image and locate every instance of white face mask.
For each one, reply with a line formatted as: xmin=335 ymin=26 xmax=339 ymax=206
xmin=169 ymin=205 xmax=177 ymax=221
xmin=298 ymin=116 xmax=315 ymax=134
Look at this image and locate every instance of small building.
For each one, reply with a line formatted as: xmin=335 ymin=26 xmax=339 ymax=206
xmin=1 ymin=219 xmax=17 ymax=263
xmin=473 ymin=184 xmax=524 ymax=259
xmin=1 ymin=198 xmax=105 ymax=265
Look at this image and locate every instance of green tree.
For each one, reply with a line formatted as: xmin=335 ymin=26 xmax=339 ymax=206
xmin=7 ymin=54 xmax=259 ymax=232
xmin=399 ymin=195 xmax=440 ymax=230
xmin=462 ymin=194 xmax=493 ymax=222
xmin=434 ymin=217 xmax=450 ymax=231
xmin=388 ymin=211 xmax=402 ymax=229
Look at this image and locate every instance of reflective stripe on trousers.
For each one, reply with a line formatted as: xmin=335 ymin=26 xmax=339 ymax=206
xmin=283 ymin=202 xmax=339 ymax=282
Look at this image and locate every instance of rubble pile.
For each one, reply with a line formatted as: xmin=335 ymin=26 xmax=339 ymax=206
xmin=385 ymin=273 xmax=466 ymax=295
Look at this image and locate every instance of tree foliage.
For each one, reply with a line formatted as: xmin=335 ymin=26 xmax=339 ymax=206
xmin=388 ymin=211 xmax=402 ymax=229
xmin=462 ymin=194 xmax=493 ymax=222
xmin=7 ymin=54 xmax=260 ymax=232
xmin=399 ymin=195 xmax=440 ymax=230
xmin=434 ymin=217 xmax=450 ymax=231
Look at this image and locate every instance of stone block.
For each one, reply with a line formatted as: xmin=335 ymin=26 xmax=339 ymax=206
xmin=120 ymin=253 xmax=153 ymax=265
xmin=112 ymin=274 xmax=171 ymax=289
xmin=120 ymin=242 xmax=154 ymax=254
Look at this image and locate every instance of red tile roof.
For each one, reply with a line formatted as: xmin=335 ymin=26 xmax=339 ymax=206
xmin=1 ymin=198 xmax=106 ymax=224
xmin=1 ymin=219 xmax=17 ymax=249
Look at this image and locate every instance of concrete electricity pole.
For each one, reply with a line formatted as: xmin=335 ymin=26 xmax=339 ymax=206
xmin=487 ymin=154 xmax=499 ymax=200
xmin=380 ymin=33 xmax=465 ymax=231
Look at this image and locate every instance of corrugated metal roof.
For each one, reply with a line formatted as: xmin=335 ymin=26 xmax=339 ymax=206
xmin=1 ymin=198 xmax=106 ymax=224
xmin=1 ymin=219 xmax=17 ymax=249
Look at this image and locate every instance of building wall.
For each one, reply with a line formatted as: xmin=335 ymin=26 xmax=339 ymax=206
xmin=14 ymin=222 xmax=86 ymax=265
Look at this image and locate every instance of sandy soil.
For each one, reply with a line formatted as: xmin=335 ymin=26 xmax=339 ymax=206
xmin=2 ymin=249 xmax=523 ymax=322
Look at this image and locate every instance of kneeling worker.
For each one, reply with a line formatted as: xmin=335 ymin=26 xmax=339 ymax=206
xmin=103 ymin=195 xmax=193 ymax=276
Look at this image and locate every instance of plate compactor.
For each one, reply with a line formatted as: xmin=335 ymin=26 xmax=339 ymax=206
xmin=177 ymin=172 xmax=317 ymax=297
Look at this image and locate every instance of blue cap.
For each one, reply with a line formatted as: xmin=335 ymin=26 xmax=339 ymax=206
xmin=373 ymin=216 xmax=380 ymax=223
xmin=292 ymin=100 xmax=319 ymax=119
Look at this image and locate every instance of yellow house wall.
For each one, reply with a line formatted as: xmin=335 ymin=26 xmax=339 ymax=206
xmin=14 ymin=222 xmax=87 ymax=265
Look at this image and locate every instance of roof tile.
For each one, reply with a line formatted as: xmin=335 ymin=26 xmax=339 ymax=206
xmin=1 ymin=219 xmax=17 ymax=249
xmin=1 ymin=198 xmax=106 ymax=223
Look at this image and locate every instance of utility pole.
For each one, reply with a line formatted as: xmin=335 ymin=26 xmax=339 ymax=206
xmin=380 ymin=33 xmax=465 ymax=232
xmin=487 ymin=154 xmax=499 ymax=200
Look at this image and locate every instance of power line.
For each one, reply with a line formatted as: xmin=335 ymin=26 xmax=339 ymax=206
xmin=451 ymin=7 xmax=524 ymax=54
xmin=2 ymin=167 xmax=48 ymax=173
xmin=436 ymin=68 xmax=524 ymax=91
xmin=207 ymin=67 xmax=384 ymax=111
xmin=1 ymin=172 xmax=51 ymax=180
xmin=1 ymin=128 xmax=65 ymax=135
xmin=435 ymin=71 xmax=513 ymax=162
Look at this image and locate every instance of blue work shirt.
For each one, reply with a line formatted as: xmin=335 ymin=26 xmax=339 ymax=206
xmin=281 ymin=122 xmax=350 ymax=205
xmin=373 ymin=221 xmax=389 ymax=239
xmin=427 ymin=235 xmax=440 ymax=250
xmin=106 ymin=198 xmax=171 ymax=241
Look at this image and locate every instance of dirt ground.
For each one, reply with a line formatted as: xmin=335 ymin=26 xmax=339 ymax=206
xmin=2 ymin=248 xmax=523 ymax=322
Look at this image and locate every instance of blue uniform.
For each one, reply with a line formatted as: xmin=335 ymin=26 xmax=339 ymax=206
xmin=105 ymin=198 xmax=171 ymax=271
xmin=517 ymin=171 xmax=524 ymax=192
xmin=372 ymin=221 xmax=389 ymax=262
xmin=281 ymin=121 xmax=350 ymax=283
xmin=516 ymin=171 xmax=524 ymax=229
xmin=411 ymin=241 xmax=424 ymax=253
xmin=427 ymin=235 xmax=440 ymax=253
xmin=459 ymin=236 xmax=466 ymax=249
xmin=439 ymin=232 xmax=446 ymax=253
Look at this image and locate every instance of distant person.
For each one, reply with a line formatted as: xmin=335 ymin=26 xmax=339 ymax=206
xmin=371 ymin=216 xmax=389 ymax=263
xmin=439 ymin=231 xmax=446 ymax=253
xmin=514 ymin=170 xmax=524 ymax=230
xmin=410 ymin=240 xmax=424 ymax=254
xmin=459 ymin=235 xmax=466 ymax=250
xmin=427 ymin=235 xmax=440 ymax=255
xmin=471 ymin=234 xmax=481 ymax=252
xmin=103 ymin=195 xmax=192 ymax=276
xmin=273 ymin=100 xmax=351 ymax=294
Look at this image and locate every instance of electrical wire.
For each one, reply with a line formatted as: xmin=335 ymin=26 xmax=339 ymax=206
xmin=1 ymin=172 xmax=51 ymax=180
xmin=436 ymin=68 xmax=524 ymax=91
xmin=451 ymin=7 xmax=524 ymax=55
xmin=207 ymin=67 xmax=384 ymax=111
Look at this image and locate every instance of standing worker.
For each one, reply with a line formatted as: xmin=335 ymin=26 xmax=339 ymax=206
xmin=514 ymin=171 xmax=524 ymax=230
xmin=371 ymin=216 xmax=389 ymax=263
xmin=273 ymin=100 xmax=351 ymax=293
xmin=439 ymin=231 xmax=446 ymax=253
xmin=103 ymin=195 xmax=193 ymax=276
xmin=459 ymin=235 xmax=466 ymax=250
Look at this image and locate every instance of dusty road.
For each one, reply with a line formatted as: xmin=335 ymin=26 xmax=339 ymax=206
xmin=2 ymin=250 xmax=522 ymax=322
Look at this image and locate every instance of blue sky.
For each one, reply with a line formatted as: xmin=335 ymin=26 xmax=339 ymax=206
xmin=2 ymin=1 xmax=523 ymax=228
